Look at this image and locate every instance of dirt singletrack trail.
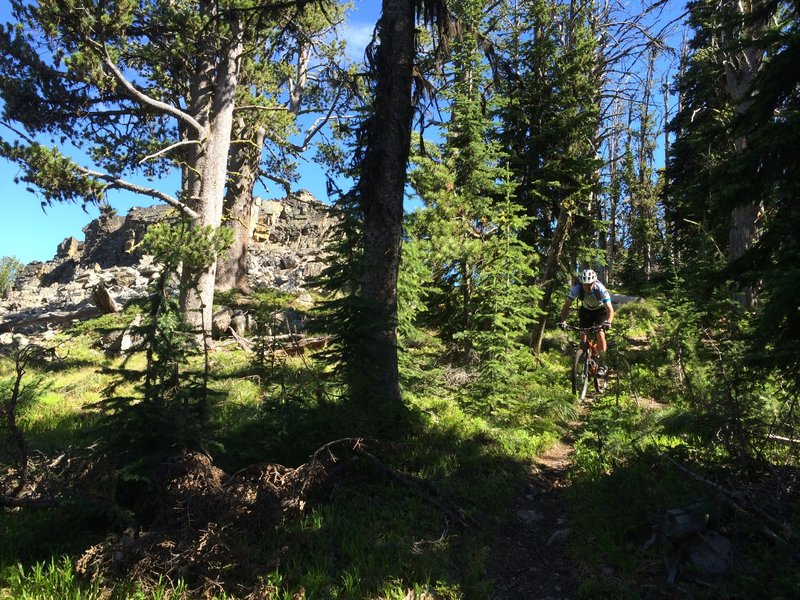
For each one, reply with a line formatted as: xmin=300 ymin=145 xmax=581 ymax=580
xmin=485 ymin=374 xmax=665 ymax=599
xmin=486 ymin=432 xmax=581 ymax=599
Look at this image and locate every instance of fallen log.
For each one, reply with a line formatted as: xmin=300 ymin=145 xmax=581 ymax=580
xmin=0 ymin=306 xmax=102 ymax=333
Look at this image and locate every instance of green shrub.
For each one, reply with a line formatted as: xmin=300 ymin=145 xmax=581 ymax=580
xmin=0 ymin=256 xmax=23 ymax=296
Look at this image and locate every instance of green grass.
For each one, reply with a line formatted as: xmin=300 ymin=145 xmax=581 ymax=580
xmin=564 ymin=356 xmax=800 ymax=600
xmin=568 ymin=395 xmax=702 ymax=568
xmin=1 ymin=311 xmax=557 ymax=599
xmin=1 ymin=556 xmax=104 ymax=600
xmin=2 ymin=300 xmax=798 ymax=599
xmin=0 ymin=555 xmax=217 ymax=600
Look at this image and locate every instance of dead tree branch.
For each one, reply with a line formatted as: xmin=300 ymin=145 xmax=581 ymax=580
xmin=1 ymin=344 xmax=64 ymax=507
xmin=337 ymin=440 xmax=480 ymax=529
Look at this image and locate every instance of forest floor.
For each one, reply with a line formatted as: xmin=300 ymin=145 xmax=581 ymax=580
xmin=485 ymin=424 xmax=581 ymax=599
xmin=485 ymin=385 xmax=672 ymax=600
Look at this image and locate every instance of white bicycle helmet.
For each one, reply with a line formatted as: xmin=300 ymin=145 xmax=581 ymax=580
xmin=579 ymin=269 xmax=597 ymax=284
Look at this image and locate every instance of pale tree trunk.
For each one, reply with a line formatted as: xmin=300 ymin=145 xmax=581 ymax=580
xmin=637 ymin=50 xmax=656 ymax=281
xmin=179 ymin=15 xmax=213 ymax=332
xmin=593 ymin=164 xmax=608 ymax=285
xmin=355 ymin=0 xmax=416 ymax=407
xmin=531 ymin=205 xmax=572 ymax=353
xmin=607 ymin=102 xmax=623 ymax=283
xmin=663 ymin=73 xmax=670 ymax=181
xmin=216 ymin=122 xmax=266 ymax=292
xmin=181 ymin=17 xmax=244 ymax=339
xmin=217 ymin=37 xmax=310 ymax=292
xmin=289 ymin=40 xmax=310 ymax=115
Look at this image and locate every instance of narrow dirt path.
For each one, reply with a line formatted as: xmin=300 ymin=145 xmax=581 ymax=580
xmin=485 ymin=382 xmax=671 ymax=599
xmin=485 ymin=435 xmax=581 ymax=599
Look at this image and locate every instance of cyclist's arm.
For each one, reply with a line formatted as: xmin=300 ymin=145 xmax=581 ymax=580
xmin=559 ymin=297 xmax=574 ymax=322
xmin=603 ymin=298 xmax=615 ymax=324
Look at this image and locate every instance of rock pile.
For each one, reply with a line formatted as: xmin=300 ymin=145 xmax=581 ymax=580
xmin=0 ymin=190 xmax=336 ymax=347
xmin=247 ymin=190 xmax=336 ymax=291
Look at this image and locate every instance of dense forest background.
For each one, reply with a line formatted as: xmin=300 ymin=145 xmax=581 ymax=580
xmin=1 ymin=0 xmax=799 ymax=598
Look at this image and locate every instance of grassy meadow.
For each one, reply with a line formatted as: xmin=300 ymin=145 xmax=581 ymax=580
xmin=1 ymin=295 xmax=798 ymax=599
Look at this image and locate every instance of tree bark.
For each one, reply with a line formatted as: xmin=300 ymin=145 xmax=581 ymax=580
xmin=638 ymin=51 xmax=656 ymax=281
xmin=531 ymin=205 xmax=572 ymax=353
xmin=354 ymin=0 xmax=416 ymax=407
xmin=722 ymin=5 xmax=767 ymax=309
xmin=181 ymin=15 xmax=244 ymax=340
xmin=216 ymin=122 xmax=266 ymax=292
xmin=607 ymin=104 xmax=622 ymax=283
xmin=728 ymin=201 xmax=759 ymax=307
xmin=217 ymin=28 xmax=312 ymax=293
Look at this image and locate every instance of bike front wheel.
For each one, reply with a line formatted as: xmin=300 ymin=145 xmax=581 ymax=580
xmin=594 ymin=370 xmax=607 ymax=394
xmin=572 ymin=349 xmax=590 ymax=401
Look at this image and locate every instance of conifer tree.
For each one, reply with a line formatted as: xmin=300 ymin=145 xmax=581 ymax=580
xmin=619 ymin=71 xmax=663 ymax=286
xmin=217 ymin=2 xmax=352 ymax=292
xmin=0 ymin=0 xmax=345 ymax=338
xmin=665 ymin=0 xmax=799 ymax=455
xmin=407 ymin=0 xmax=539 ymax=387
xmin=667 ymin=0 xmax=777 ymax=305
xmin=319 ymin=0 xmax=451 ymax=421
xmin=715 ymin=0 xmax=799 ymax=383
xmin=492 ymin=0 xmax=602 ymax=351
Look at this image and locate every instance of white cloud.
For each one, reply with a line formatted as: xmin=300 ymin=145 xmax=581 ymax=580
xmin=342 ymin=22 xmax=376 ymax=62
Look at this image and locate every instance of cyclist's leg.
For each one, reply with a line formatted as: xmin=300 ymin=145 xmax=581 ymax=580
xmin=592 ymin=309 xmax=608 ymax=354
xmin=587 ymin=309 xmax=609 ymax=377
xmin=597 ymin=330 xmax=607 ymax=354
xmin=578 ymin=307 xmax=593 ymax=345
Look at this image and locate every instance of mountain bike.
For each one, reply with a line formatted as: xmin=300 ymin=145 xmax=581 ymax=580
xmin=563 ymin=323 xmax=609 ymax=401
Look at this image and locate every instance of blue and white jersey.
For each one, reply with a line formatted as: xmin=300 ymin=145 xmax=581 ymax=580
xmin=568 ymin=281 xmax=611 ymax=310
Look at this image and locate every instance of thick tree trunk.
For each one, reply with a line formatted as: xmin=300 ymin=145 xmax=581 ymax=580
xmin=531 ymin=205 xmax=572 ymax=353
xmin=354 ymin=0 xmax=416 ymax=407
xmin=728 ymin=200 xmax=759 ymax=307
xmin=723 ymin=10 xmax=766 ymax=309
xmin=216 ymin=123 xmax=266 ymax=292
xmin=181 ymin=18 xmax=243 ymax=340
xmin=180 ymin=18 xmax=213 ymax=336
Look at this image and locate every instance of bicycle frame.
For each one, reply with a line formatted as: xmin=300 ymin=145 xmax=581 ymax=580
xmin=565 ymin=324 xmax=607 ymax=400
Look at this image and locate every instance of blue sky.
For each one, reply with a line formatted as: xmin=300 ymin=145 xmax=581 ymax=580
xmin=0 ymin=1 xmax=681 ymax=265
xmin=0 ymin=1 xmax=380 ymax=264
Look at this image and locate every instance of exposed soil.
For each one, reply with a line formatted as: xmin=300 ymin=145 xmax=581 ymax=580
xmin=486 ymin=437 xmax=581 ymax=599
xmin=485 ymin=389 xmax=668 ymax=599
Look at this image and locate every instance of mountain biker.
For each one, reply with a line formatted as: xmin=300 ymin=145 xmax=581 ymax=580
xmin=558 ymin=269 xmax=615 ymax=372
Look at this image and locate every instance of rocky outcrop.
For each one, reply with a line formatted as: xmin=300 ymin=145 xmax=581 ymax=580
xmin=247 ymin=190 xmax=335 ymax=291
xmin=0 ymin=190 xmax=336 ymax=344
xmin=81 ymin=205 xmax=177 ymax=269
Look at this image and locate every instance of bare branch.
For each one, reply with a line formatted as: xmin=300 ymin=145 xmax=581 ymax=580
xmin=0 ymin=493 xmax=60 ymax=508
xmin=288 ymin=86 xmax=349 ymax=153
xmin=234 ymin=104 xmax=289 ymax=112
xmin=259 ymin=169 xmax=293 ymax=195
xmin=98 ymin=46 xmax=206 ymax=136
xmin=77 ymin=166 xmax=200 ymax=219
xmin=139 ymin=139 xmax=202 ymax=164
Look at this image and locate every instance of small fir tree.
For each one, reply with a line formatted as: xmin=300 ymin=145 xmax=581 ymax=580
xmin=407 ymin=9 xmax=540 ymax=403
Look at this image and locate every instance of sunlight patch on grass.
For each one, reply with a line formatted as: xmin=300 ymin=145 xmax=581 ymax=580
xmin=2 ymin=303 xmax=569 ymax=599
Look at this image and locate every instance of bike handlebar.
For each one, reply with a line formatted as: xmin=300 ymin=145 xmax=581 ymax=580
xmin=560 ymin=323 xmax=608 ymax=333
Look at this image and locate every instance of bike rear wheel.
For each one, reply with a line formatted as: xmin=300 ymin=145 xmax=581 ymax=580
xmin=572 ymin=349 xmax=589 ymax=400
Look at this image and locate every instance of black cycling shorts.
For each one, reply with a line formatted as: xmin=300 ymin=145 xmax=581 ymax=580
xmin=579 ymin=306 xmax=608 ymax=328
